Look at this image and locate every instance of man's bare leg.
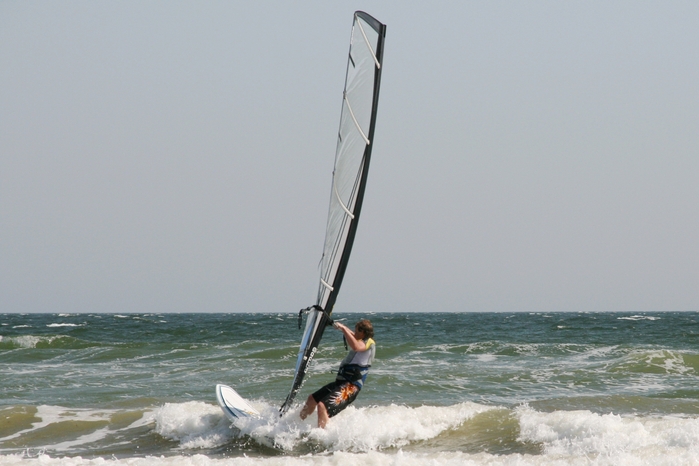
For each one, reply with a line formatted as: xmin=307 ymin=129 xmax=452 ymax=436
xmin=317 ymin=402 xmax=329 ymax=428
xmin=299 ymin=394 xmax=317 ymax=420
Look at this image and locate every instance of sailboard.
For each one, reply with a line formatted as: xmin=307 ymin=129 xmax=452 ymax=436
xmin=279 ymin=11 xmax=386 ymax=415
xmin=216 ymin=384 xmax=260 ymax=421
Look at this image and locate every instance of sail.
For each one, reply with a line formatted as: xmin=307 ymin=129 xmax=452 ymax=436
xmin=280 ymin=11 xmax=386 ymax=414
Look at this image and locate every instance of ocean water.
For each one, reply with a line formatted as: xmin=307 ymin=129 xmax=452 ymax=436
xmin=2 ymin=312 xmax=699 ymax=465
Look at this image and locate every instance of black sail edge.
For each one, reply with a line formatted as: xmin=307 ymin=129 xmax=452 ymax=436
xmin=280 ymin=11 xmax=386 ymax=415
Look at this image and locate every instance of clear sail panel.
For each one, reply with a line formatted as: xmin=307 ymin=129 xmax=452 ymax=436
xmin=317 ymin=14 xmax=382 ymax=311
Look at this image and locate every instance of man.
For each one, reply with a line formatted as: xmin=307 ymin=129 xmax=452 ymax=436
xmin=299 ymin=319 xmax=375 ymax=428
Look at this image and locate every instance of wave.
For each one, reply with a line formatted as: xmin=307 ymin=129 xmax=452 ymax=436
xmin=607 ymin=349 xmax=698 ymax=375
xmin=151 ymin=399 xmax=699 ymax=456
xmin=3 ymin=449 xmax=699 ymax=466
xmin=151 ymin=400 xmax=494 ymax=452
xmin=0 ymin=335 xmax=98 ymax=350
xmin=0 ymin=405 xmax=151 ymax=454
xmin=617 ymin=315 xmax=661 ymax=321
xmin=151 ymin=402 xmax=231 ymax=450
xmin=409 ymin=341 xmax=603 ymax=359
xmin=517 ymin=404 xmax=699 ymax=463
xmin=3 ymin=402 xmax=699 ymax=465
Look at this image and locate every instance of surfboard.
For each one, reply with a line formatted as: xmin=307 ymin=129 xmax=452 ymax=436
xmin=216 ymin=384 xmax=260 ymax=421
xmin=216 ymin=384 xmax=283 ymax=450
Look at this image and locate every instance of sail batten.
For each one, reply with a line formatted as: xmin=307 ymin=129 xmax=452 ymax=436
xmin=343 ymin=92 xmax=371 ymax=145
xmin=355 ymin=15 xmax=381 ymax=70
xmin=333 ymin=177 xmax=356 ymax=219
xmin=280 ymin=11 xmax=386 ymax=415
xmin=320 ymin=278 xmax=334 ymax=292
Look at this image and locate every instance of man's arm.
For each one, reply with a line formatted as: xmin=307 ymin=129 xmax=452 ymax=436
xmin=333 ymin=322 xmax=367 ymax=351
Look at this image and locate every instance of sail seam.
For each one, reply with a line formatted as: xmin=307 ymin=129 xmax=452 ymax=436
xmin=355 ymin=16 xmax=381 ymax=69
xmin=343 ymin=92 xmax=370 ymax=145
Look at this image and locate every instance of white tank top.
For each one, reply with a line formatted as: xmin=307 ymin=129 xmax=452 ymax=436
xmin=340 ymin=338 xmax=375 ymax=367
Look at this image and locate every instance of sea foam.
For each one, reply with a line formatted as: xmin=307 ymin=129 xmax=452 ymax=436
xmin=150 ymin=400 xmax=495 ymax=452
xmin=517 ymin=405 xmax=699 ymax=463
xmin=151 ymin=401 xmax=232 ymax=449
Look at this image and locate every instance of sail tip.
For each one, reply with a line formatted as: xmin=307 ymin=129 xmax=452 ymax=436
xmin=354 ymin=11 xmax=386 ymax=32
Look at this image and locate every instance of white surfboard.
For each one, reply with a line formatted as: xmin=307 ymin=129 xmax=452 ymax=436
xmin=216 ymin=384 xmax=260 ymax=421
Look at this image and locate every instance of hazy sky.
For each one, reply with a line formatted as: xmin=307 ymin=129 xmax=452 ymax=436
xmin=1 ymin=1 xmax=697 ymax=314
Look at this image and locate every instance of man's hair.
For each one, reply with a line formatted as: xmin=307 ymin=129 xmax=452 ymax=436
xmin=355 ymin=319 xmax=374 ymax=339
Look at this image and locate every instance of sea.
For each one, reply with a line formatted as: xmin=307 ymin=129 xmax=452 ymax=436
xmin=2 ymin=312 xmax=699 ymax=465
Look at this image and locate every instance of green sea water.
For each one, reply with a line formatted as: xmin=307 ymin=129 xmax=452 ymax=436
xmin=2 ymin=312 xmax=699 ymax=465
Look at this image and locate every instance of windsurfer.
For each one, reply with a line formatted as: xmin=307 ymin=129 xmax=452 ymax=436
xmin=299 ymin=319 xmax=375 ymax=428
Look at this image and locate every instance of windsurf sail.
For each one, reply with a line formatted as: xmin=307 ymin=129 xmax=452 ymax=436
xmin=280 ymin=11 xmax=386 ymax=414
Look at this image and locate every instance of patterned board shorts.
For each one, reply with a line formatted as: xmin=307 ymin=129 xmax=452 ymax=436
xmin=311 ymin=380 xmax=361 ymax=418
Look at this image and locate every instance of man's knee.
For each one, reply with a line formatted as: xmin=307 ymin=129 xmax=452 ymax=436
xmin=300 ymin=394 xmax=317 ymax=420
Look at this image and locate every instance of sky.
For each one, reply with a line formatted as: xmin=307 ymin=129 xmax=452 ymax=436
xmin=1 ymin=1 xmax=697 ymax=314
